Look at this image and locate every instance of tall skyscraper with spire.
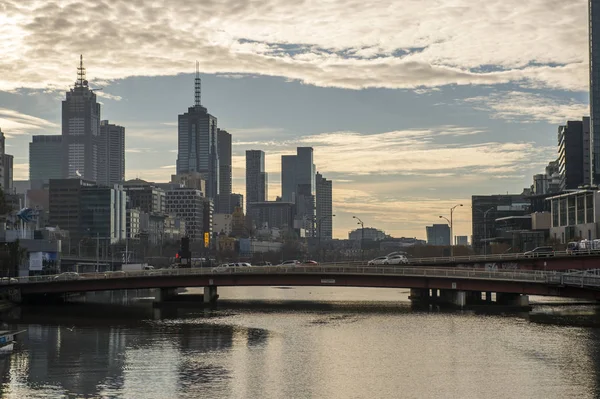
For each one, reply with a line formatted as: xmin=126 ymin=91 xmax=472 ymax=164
xmin=61 ymin=55 xmax=101 ymax=181
xmin=590 ymin=0 xmax=600 ymax=184
xmin=176 ymin=62 xmax=219 ymax=199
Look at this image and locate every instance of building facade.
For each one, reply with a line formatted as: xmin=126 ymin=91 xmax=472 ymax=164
xmin=230 ymin=193 xmax=243 ymax=214
xmin=247 ymin=201 xmax=295 ymax=231
xmin=80 ymin=185 xmax=127 ymax=244
xmin=316 ymin=172 xmax=333 ymax=240
xmin=61 ymin=56 xmax=101 ymax=181
xmin=217 ymin=129 xmax=232 ymax=214
xmin=558 ymin=118 xmax=591 ymax=190
xmin=48 ymin=178 xmax=96 ymax=243
xmin=3 ymin=154 xmax=12 ymax=193
xmin=348 ymin=228 xmax=387 ymax=241
xmin=29 ymin=135 xmax=63 ymax=184
xmin=426 ymin=224 xmax=451 ymax=246
xmin=165 ymin=188 xmax=205 ymax=241
xmin=176 ymin=70 xmax=219 ymax=199
xmin=213 ymin=213 xmax=233 ymax=236
xmin=591 ymin=0 xmax=600 ymax=184
xmin=548 ymin=190 xmax=600 ymax=243
xmin=122 ymin=179 xmax=166 ymax=214
xmin=245 ymin=150 xmax=268 ymax=214
xmin=471 ymin=194 xmax=531 ymax=252
xmin=281 ymin=155 xmax=297 ymax=202
xmin=98 ymin=120 xmax=125 ymax=186
xmin=170 ymin=172 xmax=206 ymax=193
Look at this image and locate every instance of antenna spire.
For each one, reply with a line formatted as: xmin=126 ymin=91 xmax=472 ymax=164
xmin=194 ymin=61 xmax=201 ymax=107
xmin=76 ymin=54 xmax=87 ymax=87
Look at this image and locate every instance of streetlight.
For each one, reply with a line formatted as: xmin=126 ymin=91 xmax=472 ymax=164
xmin=474 ymin=207 xmax=495 ymax=256
xmin=353 ymin=216 xmax=365 ymax=260
xmin=439 ymin=203 xmax=463 ymax=256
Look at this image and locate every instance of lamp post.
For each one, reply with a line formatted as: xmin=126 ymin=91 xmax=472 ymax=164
xmin=440 ymin=203 xmax=463 ymax=256
xmin=353 ymin=216 xmax=365 ymax=260
xmin=475 ymin=207 xmax=495 ymax=256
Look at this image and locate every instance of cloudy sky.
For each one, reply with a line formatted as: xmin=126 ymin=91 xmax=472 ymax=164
xmin=0 ymin=0 xmax=591 ymax=239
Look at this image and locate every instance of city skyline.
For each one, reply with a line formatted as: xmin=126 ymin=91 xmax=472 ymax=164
xmin=0 ymin=0 xmax=593 ymax=239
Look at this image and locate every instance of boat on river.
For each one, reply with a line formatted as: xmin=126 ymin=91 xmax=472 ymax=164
xmin=0 ymin=330 xmax=25 ymax=353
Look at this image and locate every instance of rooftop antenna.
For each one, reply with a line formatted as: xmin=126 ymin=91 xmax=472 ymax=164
xmin=194 ymin=61 xmax=201 ymax=107
xmin=76 ymin=54 xmax=88 ymax=87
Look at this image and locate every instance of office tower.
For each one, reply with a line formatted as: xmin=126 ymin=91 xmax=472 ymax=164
xmin=316 ymin=172 xmax=333 ymax=240
xmin=176 ymin=63 xmax=219 ymax=200
xmin=217 ymin=129 xmax=232 ymax=213
xmin=80 ymin=184 xmax=127 ymax=244
xmin=591 ymin=0 xmax=600 ymax=183
xmin=165 ymin=188 xmax=206 ymax=241
xmin=245 ymin=150 xmax=268 ymax=214
xmin=61 ymin=55 xmax=101 ymax=181
xmin=0 ymin=129 xmax=4 ymax=191
xmin=49 ymin=178 xmax=96 ymax=243
xmin=281 ymin=155 xmax=297 ymax=202
xmin=122 ymin=179 xmax=166 ymax=214
xmin=98 ymin=120 xmax=125 ymax=186
xmin=29 ymin=135 xmax=63 ymax=184
xmin=230 ymin=193 xmax=243 ymax=214
xmin=3 ymin=154 xmax=12 ymax=192
xmin=558 ymin=118 xmax=591 ymax=190
xmin=426 ymin=224 xmax=451 ymax=246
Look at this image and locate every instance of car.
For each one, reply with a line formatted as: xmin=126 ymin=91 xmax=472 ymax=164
xmin=235 ymin=262 xmax=252 ymax=267
xmin=303 ymin=260 xmax=319 ymax=265
xmin=279 ymin=260 xmax=301 ymax=266
xmin=384 ymin=255 xmax=409 ymax=265
xmin=254 ymin=261 xmax=272 ymax=266
xmin=0 ymin=277 xmax=18 ymax=284
xmin=54 ymin=272 xmax=80 ymax=280
xmin=368 ymin=256 xmax=388 ymax=266
xmin=212 ymin=264 xmax=231 ymax=272
xmin=523 ymin=246 xmax=554 ymax=258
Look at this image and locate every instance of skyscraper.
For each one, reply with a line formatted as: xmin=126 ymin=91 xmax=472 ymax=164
xmin=245 ymin=150 xmax=268 ymax=214
xmin=61 ymin=55 xmax=101 ymax=181
xmin=29 ymin=135 xmax=63 ymax=183
xmin=281 ymin=155 xmax=297 ymax=202
xmin=217 ymin=128 xmax=232 ymax=213
xmin=176 ymin=63 xmax=219 ymax=200
xmin=3 ymin=154 xmax=13 ymax=193
xmin=316 ymin=172 xmax=333 ymax=240
xmin=98 ymin=120 xmax=125 ymax=186
xmin=590 ymin=0 xmax=600 ymax=183
xmin=0 ymin=129 xmax=5 ymax=191
xmin=558 ymin=118 xmax=591 ymax=190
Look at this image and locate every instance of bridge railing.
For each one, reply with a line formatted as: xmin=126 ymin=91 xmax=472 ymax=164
xmin=5 ymin=265 xmax=565 ymax=286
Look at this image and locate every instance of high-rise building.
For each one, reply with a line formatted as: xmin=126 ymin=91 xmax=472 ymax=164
xmin=29 ymin=135 xmax=63 ymax=184
xmin=165 ymin=188 xmax=206 ymax=241
xmin=0 ymin=129 xmax=5 ymax=191
xmin=176 ymin=64 xmax=219 ymax=200
xmin=122 ymin=179 xmax=166 ymax=214
xmin=61 ymin=55 xmax=101 ymax=181
xmin=3 ymin=154 xmax=13 ymax=192
xmin=49 ymin=178 xmax=97 ymax=244
xmin=245 ymin=150 xmax=268 ymax=215
xmin=426 ymin=224 xmax=451 ymax=246
xmin=217 ymin=129 xmax=232 ymax=214
xmin=170 ymin=172 xmax=206 ymax=193
xmin=281 ymin=155 xmax=297 ymax=202
xmin=590 ymin=0 xmax=600 ymax=183
xmin=316 ymin=172 xmax=333 ymax=240
xmin=80 ymin=184 xmax=127 ymax=244
xmin=558 ymin=118 xmax=591 ymax=190
xmin=247 ymin=201 xmax=295 ymax=231
xmin=230 ymin=193 xmax=243 ymax=214
xmin=98 ymin=120 xmax=125 ymax=186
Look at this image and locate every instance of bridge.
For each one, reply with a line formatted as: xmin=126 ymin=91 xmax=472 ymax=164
xmin=4 ymin=264 xmax=600 ymax=308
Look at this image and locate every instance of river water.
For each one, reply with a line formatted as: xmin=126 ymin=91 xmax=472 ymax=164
xmin=0 ymin=287 xmax=599 ymax=398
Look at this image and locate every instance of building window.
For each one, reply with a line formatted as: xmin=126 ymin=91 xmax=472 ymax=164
xmin=559 ymin=198 xmax=567 ymax=227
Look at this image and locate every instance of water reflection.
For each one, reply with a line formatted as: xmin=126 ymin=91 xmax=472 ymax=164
xmin=0 ymin=288 xmax=599 ymax=398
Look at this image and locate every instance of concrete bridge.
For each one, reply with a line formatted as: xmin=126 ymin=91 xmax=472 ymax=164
xmin=4 ymin=265 xmax=600 ymax=308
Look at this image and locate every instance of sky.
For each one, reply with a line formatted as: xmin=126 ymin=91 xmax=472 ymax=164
xmin=0 ymin=0 xmax=592 ymax=240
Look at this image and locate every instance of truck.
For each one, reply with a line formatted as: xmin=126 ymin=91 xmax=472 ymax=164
xmin=121 ymin=263 xmax=154 ymax=272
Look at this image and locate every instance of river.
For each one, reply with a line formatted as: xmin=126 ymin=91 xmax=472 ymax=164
xmin=0 ymin=287 xmax=599 ymax=398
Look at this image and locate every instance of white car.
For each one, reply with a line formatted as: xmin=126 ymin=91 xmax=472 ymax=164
xmin=279 ymin=260 xmax=301 ymax=266
xmin=211 ymin=264 xmax=231 ymax=272
xmin=384 ymin=255 xmax=409 ymax=265
xmin=235 ymin=262 xmax=252 ymax=267
xmin=368 ymin=256 xmax=388 ymax=265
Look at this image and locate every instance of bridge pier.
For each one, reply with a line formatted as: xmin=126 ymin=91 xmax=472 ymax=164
xmin=409 ymin=288 xmax=430 ymax=304
xmin=485 ymin=292 xmax=493 ymax=303
xmin=204 ymin=286 xmax=218 ymax=304
xmin=154 ymin=288 xmax=179 ymax=303
xmin=496 ymin=293 xmax=529 ymax=307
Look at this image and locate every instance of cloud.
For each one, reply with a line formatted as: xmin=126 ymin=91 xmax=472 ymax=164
xmin=0 ymin=108 xmax=58 ymax=136
xmin=0 ymin=0 xmax=589 ymax=92
xmin=95 ymin=91 xmax=122 ymax=101
xmin=464 ymin=91 xmax=589 ymax=124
